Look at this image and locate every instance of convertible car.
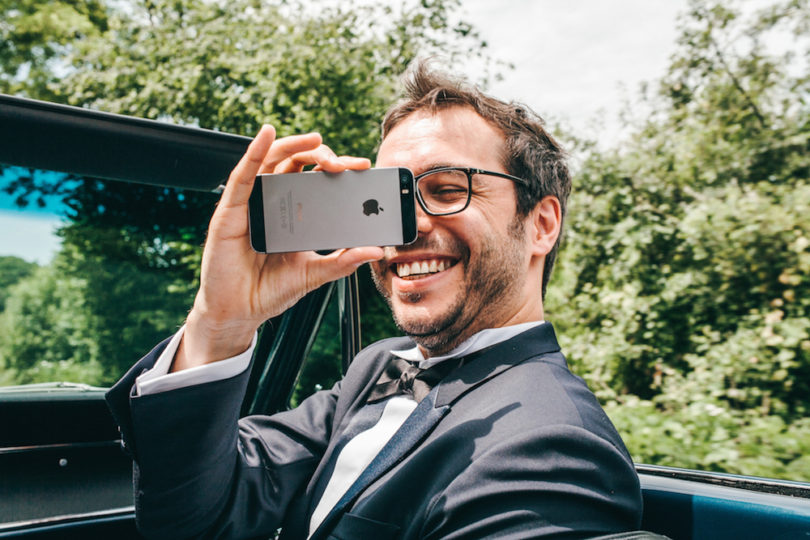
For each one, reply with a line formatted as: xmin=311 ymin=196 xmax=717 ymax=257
xmin=1 ymin=94 xmax=808 ymax=539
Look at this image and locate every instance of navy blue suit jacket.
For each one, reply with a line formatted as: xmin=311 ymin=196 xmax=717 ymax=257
xmin=106 ymin=323 xmax=642 ymax=539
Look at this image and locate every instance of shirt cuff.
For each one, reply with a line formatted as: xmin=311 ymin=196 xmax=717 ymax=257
xmin=135 ymin=325 xmax=257 ymax=396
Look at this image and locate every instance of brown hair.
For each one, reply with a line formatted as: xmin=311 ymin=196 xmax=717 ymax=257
xmin=382 ymin=62 xmax=572 ymax=299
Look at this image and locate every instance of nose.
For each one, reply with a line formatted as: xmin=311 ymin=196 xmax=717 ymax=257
xmin=415 ymin=199 xmax=435 ymax=237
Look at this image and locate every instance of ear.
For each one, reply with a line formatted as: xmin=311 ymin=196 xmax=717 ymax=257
xmin=526 ymin=196 xmax=562 ymax=258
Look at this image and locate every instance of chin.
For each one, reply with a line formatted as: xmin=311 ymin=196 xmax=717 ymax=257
xmin=390 ymin=302 xmax=433 ymax=331
xmin=391 ymin=293 xmax=468 ymax=346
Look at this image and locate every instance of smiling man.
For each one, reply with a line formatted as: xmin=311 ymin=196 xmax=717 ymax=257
xmin=107 ymin=63 xmax=644 ymax=539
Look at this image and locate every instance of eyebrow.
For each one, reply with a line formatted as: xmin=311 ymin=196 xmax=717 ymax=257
xmin=415 ymin=162 xmax=469 ymax=175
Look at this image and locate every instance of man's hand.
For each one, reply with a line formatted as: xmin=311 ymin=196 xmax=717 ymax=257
xmin=173 ymin=126 xmax=384 ymax=371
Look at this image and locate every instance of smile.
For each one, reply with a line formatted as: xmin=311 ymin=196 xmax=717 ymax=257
xmin=394 ymin=259 xmax=457 ymax=279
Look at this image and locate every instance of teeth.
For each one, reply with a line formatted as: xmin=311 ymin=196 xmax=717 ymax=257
xmin=395 ymin=259 xmax=452 ymax=278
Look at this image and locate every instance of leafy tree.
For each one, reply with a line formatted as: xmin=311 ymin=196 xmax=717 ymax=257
xmin=0 ymin=255 xmax=38 ymax=310
xmin=0 ymin=225 xmax=197 ymax=384
xmin=0 ymin=0 xmax=108 ymax=99
xmin=0 ymin=252 xmax=104 ymax=385
xmin=548 ymin=0 xmax=810 ymax=480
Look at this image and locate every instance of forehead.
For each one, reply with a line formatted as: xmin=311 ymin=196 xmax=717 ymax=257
xmin=376 ymin=106 xmax=505 ymax=174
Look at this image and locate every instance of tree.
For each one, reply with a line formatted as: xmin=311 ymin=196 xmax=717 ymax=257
xmin=0 ymin=0 xmax=108 ymax=99
xmin=0 ymin=256 xmax=38 ymax=310
xmin=548 ymin=0 xmax=810 ymax=480
xmin=0 ymin=252 xmax=104 ymax=385
xmin=0 ymin=229 xmax=197 ymax=385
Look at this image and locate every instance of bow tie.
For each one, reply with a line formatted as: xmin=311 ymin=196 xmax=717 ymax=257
xmin=366 ymin=356 xmax=464 ymax=404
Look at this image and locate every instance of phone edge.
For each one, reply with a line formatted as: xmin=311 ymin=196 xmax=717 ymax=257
xmin=399 ymin=167 xmax=417 ymax=244
xmin=248 ymin=176 xmax=266 ymax=253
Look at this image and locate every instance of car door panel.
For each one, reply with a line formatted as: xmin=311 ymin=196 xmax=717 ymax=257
xmin=640 ymin=467 xmax=810 ymax=539
xmin=0 ymin=388 xmax=132 ymax=527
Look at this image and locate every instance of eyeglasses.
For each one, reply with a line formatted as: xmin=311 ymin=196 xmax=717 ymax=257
xmin=414 ymin=167 xmax=529 ymax=216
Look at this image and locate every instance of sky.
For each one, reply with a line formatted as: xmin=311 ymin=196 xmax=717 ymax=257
xmin=0 ymin=169 xmax=69 ymax=265
xmin=0 ymin=0 xmax=689 ymax=265
xmin=0 ymin=211 xmax=64 ymax=264
xmin=454 ymin=0 xmax=688 ymax=140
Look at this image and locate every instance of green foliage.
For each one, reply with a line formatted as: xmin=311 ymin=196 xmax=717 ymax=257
xmin=549 ymin=0 xmax=810 ymax=481
xmin=0 ymin=256 xmax=104 ymax=384
xmin=34 ymin=0 xmax=488 ymax=145
xmin=0 ymin=227 xmax=196 ymax=385
xmin=0 ymin=256 xmax=38 ymax=310
xmin=0 ymin=0 xmax=108 ymax=99
xmin=604 ymin=398 xmax=810 ymax=479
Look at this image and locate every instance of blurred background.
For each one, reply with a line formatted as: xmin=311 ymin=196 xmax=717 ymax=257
xmin=1 ymin=0 xmax=808 ymax=481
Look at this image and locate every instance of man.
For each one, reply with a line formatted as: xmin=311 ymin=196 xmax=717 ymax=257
xmin=107 ymin=64 xmax=643 ymax=539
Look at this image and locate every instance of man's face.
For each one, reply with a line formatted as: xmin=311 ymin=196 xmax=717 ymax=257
xmin=371 ymin=106 xmax=537 ymax=355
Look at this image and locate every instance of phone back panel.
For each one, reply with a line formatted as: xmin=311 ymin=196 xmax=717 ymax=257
xmin=260 ymin=168 xmax=407 ymax=252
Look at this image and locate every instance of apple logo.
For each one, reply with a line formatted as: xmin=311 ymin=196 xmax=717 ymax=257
xmin=362 ymin=199 xmax=383 ymax=216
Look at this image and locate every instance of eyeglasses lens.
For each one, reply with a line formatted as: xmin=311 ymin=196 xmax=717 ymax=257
xmin=417 ymin=169 xmax=470 ymax=215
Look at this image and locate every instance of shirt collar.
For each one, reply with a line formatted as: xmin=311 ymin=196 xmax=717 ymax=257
xmin=391 ymin=321 xmax=545 ymax=369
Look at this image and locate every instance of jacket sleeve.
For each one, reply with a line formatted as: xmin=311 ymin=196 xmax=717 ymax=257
xmin=106 ymin=339 xmax=340 ymax=540
xmin=420 ymin=424 xmax=642 ymax=539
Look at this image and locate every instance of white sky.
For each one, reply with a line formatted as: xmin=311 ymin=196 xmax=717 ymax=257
xmin=1 ymin=0 xmax=688 ymax=265
xmin=453 ymin=0 xmax=688 ymax=140
xmin=0 ymin=211 xmax=63 ymax=264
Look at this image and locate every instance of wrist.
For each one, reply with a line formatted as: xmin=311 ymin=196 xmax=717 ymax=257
xmin=172 ymin=309 xmax=258 ymax=372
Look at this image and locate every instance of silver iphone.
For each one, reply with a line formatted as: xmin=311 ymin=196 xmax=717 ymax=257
xmin=248 ymin=167 xmax=417 ymax=253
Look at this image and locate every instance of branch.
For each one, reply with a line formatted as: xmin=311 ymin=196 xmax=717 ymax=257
xmin=709 ymin=34 xmax=768 ymax=130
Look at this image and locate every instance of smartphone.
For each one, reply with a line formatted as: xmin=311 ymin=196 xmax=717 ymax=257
xmin=248 ymin=167 xmax=417 ymax=253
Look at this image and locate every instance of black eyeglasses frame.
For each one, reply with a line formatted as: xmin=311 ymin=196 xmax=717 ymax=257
xmin=413 ymin=166 xmax=530 ymax=216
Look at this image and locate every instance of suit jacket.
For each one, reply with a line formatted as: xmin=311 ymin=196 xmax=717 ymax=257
xmin=106 ymin=323 xmax=642 ymax=540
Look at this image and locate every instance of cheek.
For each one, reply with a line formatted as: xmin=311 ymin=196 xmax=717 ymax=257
xmin=447 ymin=213 xmax=498 ymax=252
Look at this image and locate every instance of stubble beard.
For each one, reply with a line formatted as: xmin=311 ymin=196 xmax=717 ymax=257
xmin=371 ymin=217 xmax=527 ymax=356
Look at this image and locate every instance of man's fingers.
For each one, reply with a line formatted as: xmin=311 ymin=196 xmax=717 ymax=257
xmin=315 ymin=154 xmax=371 ymax=173
xmin=306 ymin=247 xmax=384 ymax=288
xmin=257 ymin=134 xmax=324 ymax=174
xmin=220 ymin=130 xmax=326 ymax=208
xmin=219 ymin=125 xmax=276 ymax=208
xmin=336 ymin=156 xmax=372 ymax=171
xmin=273 ymin=146 xmax=371 ymax=174
xmin=273 ymin=145 xmax=336 ymax=174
